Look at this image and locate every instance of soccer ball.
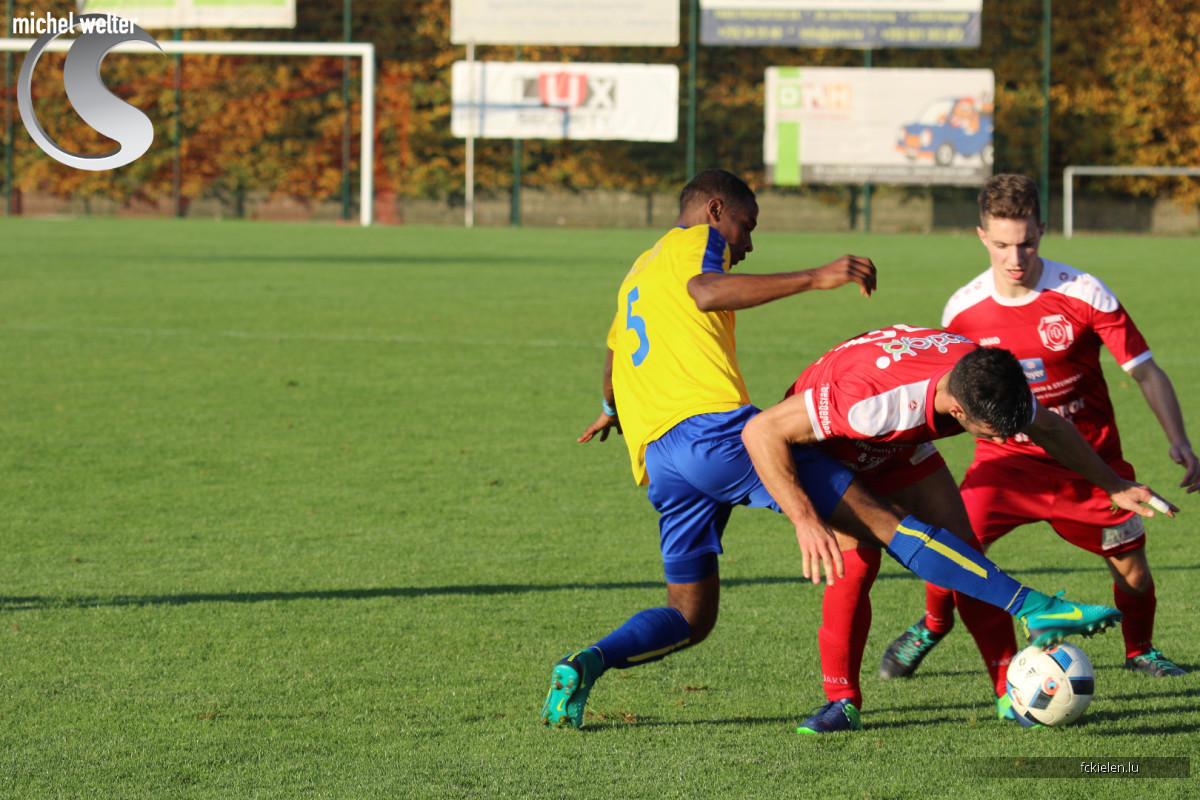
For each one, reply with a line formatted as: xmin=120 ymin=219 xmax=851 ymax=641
xmin=1005 ymin=643 xmax=1095 ymax=727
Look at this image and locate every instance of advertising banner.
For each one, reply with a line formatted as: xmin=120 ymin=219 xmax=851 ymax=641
xmin=765 ymin=66 xmax=994 ymax=186
xmin=451 ymin=0 xmax=679 ymax=46
xmin=452 ymin=62 xmax=679 ymax=142
xmin=80 ymin=0 xmax=296 ymax=29
xmin=701 ymin=1 xmax=981 ymax=48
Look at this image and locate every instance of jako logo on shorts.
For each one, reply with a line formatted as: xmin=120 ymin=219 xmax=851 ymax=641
xmin=17 ymin=14 xmax=163 ymax=171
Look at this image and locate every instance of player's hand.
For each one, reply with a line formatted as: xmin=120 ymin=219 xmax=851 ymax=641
xmin=810 ymin=255 xmax=877 ymax=297
xmin=794 ymin=519 xmax=845 ymax=585
xmin=1108 ymin=481 xmax=1178 ymax=518
xmin=578 ymin=413 xmax=621 ymax=443
xmin=1169 ymin=442 xmax=1200 ymax=493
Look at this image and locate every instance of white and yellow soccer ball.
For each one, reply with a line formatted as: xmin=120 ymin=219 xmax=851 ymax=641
xmin=1006 ymin=643 xmax=1095 ymax=727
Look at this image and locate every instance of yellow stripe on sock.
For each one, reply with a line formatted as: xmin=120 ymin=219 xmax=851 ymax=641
xmin=626 ymin=637 xmax=690 ymax=664
xmin=897 ymin=524 xmax=987 ymax=579
xmin=1003 ymin=587 xmax=1025 ymax=614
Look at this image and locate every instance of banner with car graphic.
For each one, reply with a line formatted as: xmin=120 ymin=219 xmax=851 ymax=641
xmin=451 ymin=62 xmax=679 ymax=142
xmin=764 ymin=67 xmax=994 ymax=186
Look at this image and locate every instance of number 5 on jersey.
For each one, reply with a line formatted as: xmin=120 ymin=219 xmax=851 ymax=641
xmin=626 ymin=287 xmax=649 ymax=366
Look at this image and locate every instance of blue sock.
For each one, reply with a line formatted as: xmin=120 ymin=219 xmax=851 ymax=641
xmin=592 ymin=607 xmax=692 ymax=670
xmin=886 ymin=515 xmax=1030 ymax=615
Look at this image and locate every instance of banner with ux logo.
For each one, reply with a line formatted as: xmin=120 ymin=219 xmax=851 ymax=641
xmin=451 ymin=62 xmax=679 ymax=142
xmin=16 ymin=13 xmax=163 ymax=170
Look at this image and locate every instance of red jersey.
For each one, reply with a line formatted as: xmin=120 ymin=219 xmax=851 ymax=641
xmin=786 ymin=325 xmax=976 ymax=475
xmin=942 ymin=259 xmax=1151 ymax=464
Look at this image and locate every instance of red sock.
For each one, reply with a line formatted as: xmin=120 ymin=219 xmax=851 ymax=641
xmin=955 ymin=593 xmax=1017 ymax=697
xmin=1114 ymin=580 xmax=1157 ymax=658
xmin=818 ymin=547 xmax=881 ymax=709
xmin=924 ymin=581 xmax=956 ymax=635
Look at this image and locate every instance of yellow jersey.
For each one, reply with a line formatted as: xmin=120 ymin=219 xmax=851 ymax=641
xmin=606 ymin=225 xmax=750 ymax=485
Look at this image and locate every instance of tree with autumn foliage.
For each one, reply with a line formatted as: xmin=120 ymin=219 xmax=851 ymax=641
xmin=1075 ymin=0 xmax=1200 ymax=206
xmin=4 ymin=0 xmax=1198 ymax=214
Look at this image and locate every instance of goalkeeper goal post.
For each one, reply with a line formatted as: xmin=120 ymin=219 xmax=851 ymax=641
xmin=1063 ymin=165 xmax=1200 ymax=239
xmin=0 ymin=37 xmax=376 ymax=226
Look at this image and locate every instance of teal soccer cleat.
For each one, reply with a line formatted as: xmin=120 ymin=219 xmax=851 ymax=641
xmin=797 ymin=699 xmax=862 ymax=734
xmin=1018 ymin=591 xmax=1121 ymax=648
xmin=1125 ymin=648 xmax=1187 ymax=677
xmin=540 ymin=648 xmax=603 ymax=729
xmin=995 ymin=691 xmax=1017 ymax=721
xmin=879 ymin=617 xmax=947 ymax=679
xmin=996 ymin=692 xmax=1044 ymax=728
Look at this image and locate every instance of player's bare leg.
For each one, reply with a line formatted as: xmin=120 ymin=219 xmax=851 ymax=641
xmin=666 ymin=572 xmax=721 ymax=644
xmin=1106 ymin=547 xmax=1152 ymax=594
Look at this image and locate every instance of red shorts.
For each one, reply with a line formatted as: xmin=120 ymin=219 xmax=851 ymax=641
xmin=817 ymin=439 xmax=947 ymax=497
xmin=959 ymin=453 xmax=1145 ymax=556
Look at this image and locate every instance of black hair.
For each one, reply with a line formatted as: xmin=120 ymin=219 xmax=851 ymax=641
xmin=947 ymin=347 xmax=1033 ymax=438
xmin=678 ymin=168 xmax=756 ymax=214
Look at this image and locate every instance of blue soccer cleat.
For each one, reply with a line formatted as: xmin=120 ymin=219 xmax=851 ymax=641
xmin=1018 ymin=591 xmax=1121 ymax=648
xmin=540 ymin=648 xmax=603 ymax=729
xmin=797 ymin=698 xmax=862 ymax=734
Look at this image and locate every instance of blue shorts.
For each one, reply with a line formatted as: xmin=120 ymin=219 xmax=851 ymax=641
xmin=643 ymin=405 xmax=854 ymax=583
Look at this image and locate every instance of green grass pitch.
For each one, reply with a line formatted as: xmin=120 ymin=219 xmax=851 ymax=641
xmin=0 ymin=217 xmax=1196 ymax=799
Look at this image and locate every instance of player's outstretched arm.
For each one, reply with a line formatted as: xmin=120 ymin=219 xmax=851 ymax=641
xmin=1130 ymin=358 xmax=1200 ymax=492
xmin=687 ymin=254 xmax=877 ymax=312
xmin=741 ymin=397 xmax=844 ymax=584
xmin=579 ymin=349 xmax=622 ymax=443
xmin=1023 ymin=401 xmax=1177 ymax=516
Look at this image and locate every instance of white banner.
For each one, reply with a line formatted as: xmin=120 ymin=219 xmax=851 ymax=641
xmin=452 ymin=62 xmax=679 ymax=142
xmin=79 ymin=0 xmax=296 ymax=29
xmin=765 ymin=67 xmax=994 ymax=186
xmin=704 ymin=1 xmax=979 ymax=9
xmin=451 ymin=0 xmax=679 ymax=46
xmin=701 ymin=0 xmax=981 ymax=47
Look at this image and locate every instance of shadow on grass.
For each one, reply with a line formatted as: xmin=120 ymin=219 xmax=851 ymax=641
xmin=1079 ymin=704 xmax=1200 ymax=736
xmin=577 ymin=715 xmax=798 ymax=731
xmin=579 ymin=693 xmax=1200 ymax=734
xmin=0 ymin=575 xmax=873 ymax=611
xmin=1095 ymin=685 xmax=1200 ymax=703
xmin=621 ymin=713 xmax=976 ymax=732
xmin=3 ymin=562 xmax=1197 ymax=611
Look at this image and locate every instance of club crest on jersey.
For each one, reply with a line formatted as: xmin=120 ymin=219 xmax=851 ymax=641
xmin=1038 ymin=314 xmax=1075 ymax=352
xmin=1020 ymin=358 xmax=1047 ymax=384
